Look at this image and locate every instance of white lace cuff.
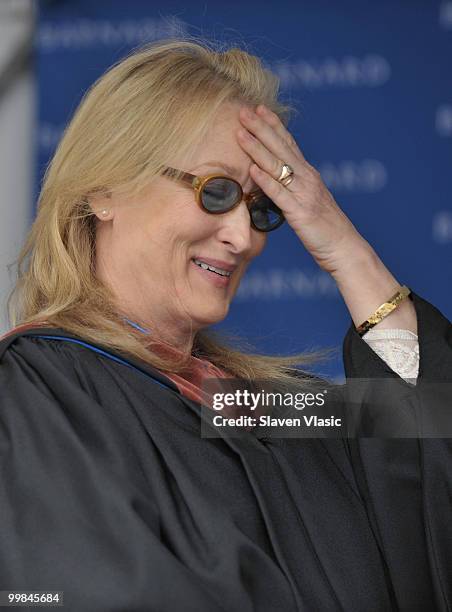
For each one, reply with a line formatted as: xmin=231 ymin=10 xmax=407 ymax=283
xmin=361 ymin=328 xmax=419 ymax=384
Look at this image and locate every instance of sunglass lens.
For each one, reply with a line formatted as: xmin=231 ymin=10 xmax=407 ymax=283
xmin=201 ymin=178 xmax=241 ymax=212
xmin=250 ymin=196 xmax=285 ymax=231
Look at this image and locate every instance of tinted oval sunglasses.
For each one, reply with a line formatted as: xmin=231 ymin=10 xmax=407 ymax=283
xmin=162 ymin=167 xmax=286 ymax=232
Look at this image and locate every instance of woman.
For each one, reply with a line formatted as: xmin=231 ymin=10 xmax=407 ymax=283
xmin=1 ymin=39 xmax=451 ymax=611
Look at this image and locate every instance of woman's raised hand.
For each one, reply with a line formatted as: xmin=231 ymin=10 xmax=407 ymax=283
xmin=237 ymin=104 xmax=371 ymax=277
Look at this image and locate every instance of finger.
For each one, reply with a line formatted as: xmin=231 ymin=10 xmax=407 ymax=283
xmin=239 ymin=107 xmax=299 ymax=168
xmin=237 ymin=128 xmax=286 ymax=181
xmin=249 ymin=163 xmax=298 ymax=214
xmin=255 ymin=105 xmax=303 ymax=158
xmin=240 ymin=106 xmax=305 ymax=164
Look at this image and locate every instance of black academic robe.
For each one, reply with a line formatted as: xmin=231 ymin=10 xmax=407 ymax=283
xmin=0 ymin=291 xmax=451 ymax=611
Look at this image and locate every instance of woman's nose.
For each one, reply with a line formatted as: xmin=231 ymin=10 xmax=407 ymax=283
xmin=216 ymin=201 xmax=253 ymax=254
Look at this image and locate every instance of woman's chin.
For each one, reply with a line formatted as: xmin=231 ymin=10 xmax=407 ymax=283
xmin=191 ymin=301 xmax=230 ymax=327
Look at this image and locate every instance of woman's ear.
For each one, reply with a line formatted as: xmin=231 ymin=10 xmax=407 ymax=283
xmin=89 ymin=192 xmax=114 ymax=221
xmin=93 ymin=207 xmax=113 ymax=222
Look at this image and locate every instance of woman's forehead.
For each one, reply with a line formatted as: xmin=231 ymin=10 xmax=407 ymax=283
xmin=177 ymin=102 xmax=258 ymax=186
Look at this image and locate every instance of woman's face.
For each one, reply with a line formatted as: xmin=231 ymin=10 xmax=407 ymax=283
xmin=94 ymin=102 xmax=267 ymax=343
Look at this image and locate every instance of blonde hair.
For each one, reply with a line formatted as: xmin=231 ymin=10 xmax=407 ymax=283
xmin=8 ymin=37 xmax=336 ymax=386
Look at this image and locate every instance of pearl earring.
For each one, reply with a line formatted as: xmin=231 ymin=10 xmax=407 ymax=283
xmin=100 ymin=209 xmax=109 ymax=217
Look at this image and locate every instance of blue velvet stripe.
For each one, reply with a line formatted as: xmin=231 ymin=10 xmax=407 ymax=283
xmin=123 ymin=318 xmax=151 ymax=334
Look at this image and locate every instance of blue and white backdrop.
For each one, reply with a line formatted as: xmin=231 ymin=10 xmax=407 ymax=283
xmin=36 ymin=0 xmax=452 ymax=379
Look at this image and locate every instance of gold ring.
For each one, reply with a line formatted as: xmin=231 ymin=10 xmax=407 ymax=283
xmin=280 ymin=174 xmax=295 ymax=187
xmin=277 ymin=162 xmax=294 ymax=185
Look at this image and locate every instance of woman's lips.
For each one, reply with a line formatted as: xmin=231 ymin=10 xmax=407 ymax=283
xmin=191 ymin=257 xmax=237 ymax=272
xmin=191 ymin=259 xmax=232 ymax=288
